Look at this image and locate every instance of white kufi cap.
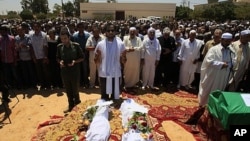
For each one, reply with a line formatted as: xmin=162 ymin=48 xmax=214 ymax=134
xmin=240 ymin=30 xmax=249 ymax=36
xmin=147 ymin=27 xmax=155 ymax=33
xmin=129 ymin=27 xmax=136 ymax=31
xmin=189 ymin=30 xmax=196 ymax=34
xmin=221 ymin=33 xmax=233 ymax=39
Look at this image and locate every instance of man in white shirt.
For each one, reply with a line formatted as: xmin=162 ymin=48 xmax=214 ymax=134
xmin=86 ymin=26 xmax=105 ymax=88
xmin=30 ymin=22 xmax=50 ymax=90
xmin=94 ymin=23 xmax=126 ymax=101
xmin=141 ymin=27 xmax=161 ymax=90
xmin=178 ymin=30 xmax=203 ymax=90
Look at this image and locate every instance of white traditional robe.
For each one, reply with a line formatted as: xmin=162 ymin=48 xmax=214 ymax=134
xmin=86 ymin=34 xmax=105 ymax=87
xmin=178 ymin=39 xmax=203 ymax=86
xmin=198 ymin=44 xmax=236 ymax=106
xmin=95 ymin=37 xmax=125 ymax=99
xmin=123 ymin=35 xmax=143 ymax=87
xmin=228 ymin=40 xmax=250 ymax=91
xmin=141 ymin=37 xmax=161 ymax=88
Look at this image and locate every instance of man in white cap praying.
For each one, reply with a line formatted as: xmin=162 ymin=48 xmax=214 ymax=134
xmin=123 ymin=27 xmax=143 ymax=93
xmin=198 ymin=32 xmax=236 ymax=107
xmin=177 ymin=30 xmax=203 ymax=90
xmin=228 ymin=30 xmax=250 ymax=91
xmin=141 ymin=27 xmax=161 ymax=90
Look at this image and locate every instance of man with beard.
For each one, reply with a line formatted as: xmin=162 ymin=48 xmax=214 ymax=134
xmin=198 ymin=33 xmax=236 ymax=107
xmin=123 ymin=27 xmax=143 ymax=93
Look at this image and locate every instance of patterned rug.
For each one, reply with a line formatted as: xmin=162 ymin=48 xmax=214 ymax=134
xmin=31 ymin=91 xmax=209 ymax=141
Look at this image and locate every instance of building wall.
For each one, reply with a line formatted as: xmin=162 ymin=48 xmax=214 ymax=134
xmin=80 ymin=3 xmax=176 ymax=20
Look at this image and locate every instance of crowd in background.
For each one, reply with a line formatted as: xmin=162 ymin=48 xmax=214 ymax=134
xmin=0 ymin=18 xmax=250 ymax=102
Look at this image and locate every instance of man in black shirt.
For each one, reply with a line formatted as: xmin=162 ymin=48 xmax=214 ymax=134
xmin=155 ymin=27 xmax=176 ymax=88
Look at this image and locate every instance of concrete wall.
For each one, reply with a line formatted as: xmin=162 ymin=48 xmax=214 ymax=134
xmin=80 ymin=3 xmax=176 ymax=20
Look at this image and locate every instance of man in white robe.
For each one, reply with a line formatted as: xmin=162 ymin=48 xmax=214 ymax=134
xmin=94 ymin=23 xmax=126 ymax=101
xmin=198 ymin=33 xmax=236 ymax=107
xmin=228 ymin=30 xmax=250 ymax=91
xmin=141 ymin=27 xmax=161 ymax=90
xmin=86 ymin=26 xmax=105 ymax=88
xmin=123 ymin=27 xmax=143 ymax=90
xmin=178 ymin=30 xmax=203 ymax=89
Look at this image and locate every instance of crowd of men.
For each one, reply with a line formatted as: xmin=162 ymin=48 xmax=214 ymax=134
xmin=0 ymin=18 xmax=250 ymax=106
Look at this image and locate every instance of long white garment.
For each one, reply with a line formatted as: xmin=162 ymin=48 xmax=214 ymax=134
xmin=228 ymin=40 xmax=250 ymax=91
xmin=123 ymin=35 xmax=143 ymax=87
xmin=95 ymin=37 xmax=125 ymax=99
xmin=141 ymin=37 xmax=161 ymax=88
xmin=178 ymin=39 xmax=203 ymax=86
xmin=85 ymin=100 xmax=112 ymax=141
xmin=198 ymin=44 xmax=236 ymax=106
xmin=86 ymin=34 xmax=105 ymax=87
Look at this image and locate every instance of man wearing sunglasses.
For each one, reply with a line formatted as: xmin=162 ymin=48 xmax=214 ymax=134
xmin=94 ymin=23 xmax=126 ymax=103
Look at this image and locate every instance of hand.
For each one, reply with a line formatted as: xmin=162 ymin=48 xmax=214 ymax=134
xmin=68 ymin=60 xmax=75 ymax=67
xmin=178 ymin=60 xmax=182 ymax=65
xmin=33 ymin=58 xmax=37 ymax=63
xmin=193 ymin=59 xmax=197 ymax=64
xmin=155 ymin=60 xmax=159 ymax=66
xmin=141 ymin=59 xmax=145 ymax=66
xmin=120 ymin=50 xmax=127 ymax=64
xmin=163 ymin=48 xmax=171 ymax=55
xmin=43 ymin=57 xmax=49 ymax=64
xmin=86 ymin=46 xmax=95 ymax=51
xmin=19 ymin=42 xmax=25 ymax=48
xmin=95 ymin=49 xmax=101 ymax=57
xmin=129 ymin=47 xmax=135 ymax=52
xmin=121 ymin=50 xmax=127 ymax=56
xmin=60 ymin=60 xmax=65 ymax=68
xmin=94 ymin=49 xmax=102 ymax=64
xmin=176 ymin=42 xmax=181 ymax=47
xmin=222 ymin=62 xmax=228 ymax=69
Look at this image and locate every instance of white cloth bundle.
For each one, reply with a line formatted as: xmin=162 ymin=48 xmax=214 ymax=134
xmin=119 ymin=99 xmax=148 ymax=127
xmin=120 ymin=99 xmax=152 ymax=141
xmin=85 ymin=100 xmax=112 ymax=141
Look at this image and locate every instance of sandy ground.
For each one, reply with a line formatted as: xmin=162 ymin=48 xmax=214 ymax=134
xmin=0 ymin=87 xmax=101 ymax=141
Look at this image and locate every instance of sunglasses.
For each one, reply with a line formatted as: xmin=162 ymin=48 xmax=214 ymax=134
xmin=107 ymin=29 xmax=115 ymax=32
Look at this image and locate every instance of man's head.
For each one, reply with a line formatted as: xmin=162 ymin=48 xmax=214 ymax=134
xmin=213 ymin=29 xmax=223 ymax=44
xmin=162 ymin=27 xmax=171 ymax=38
xmin=147 ymin=27 xmax=156 ymax=40
xmin=92 ymin=26 xmax=100 ymax=38
xmin=105 ymin=23 xmax=116 ymax=40
xmin=174 ymin=29 xmax=181 ymax=39
xmin=77 ymin=22 xmax=84 ymax=33
xmin=129 ymin=27 xmax=136 ymax=38
xmin=0 ymin=24 xmax=10 ymax=36
xmin=221 ymin=33 xmax=233 ymax=47
xmin=16 ymin=26 xmax=25 ymax=37
xmin=32 ymin=22 xmax=42 ymax=34
xmin=240 ymin=30 xmax=250 ymax=44
xmin=189 ymin=30 xmax=196 ymax=41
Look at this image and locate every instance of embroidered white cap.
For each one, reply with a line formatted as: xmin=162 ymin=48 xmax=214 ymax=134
xmin=240 ymin=30 xmax=249 ymax=36
xmin=129 ymin=27 xmax=136 ymax=31
xmin=221 ymin=33 xmax=233 ymax=39
xmin=189 ymin=30 xmax=196 ymax=34
xmin=147 ymin=27 xmax=155 ymax=33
